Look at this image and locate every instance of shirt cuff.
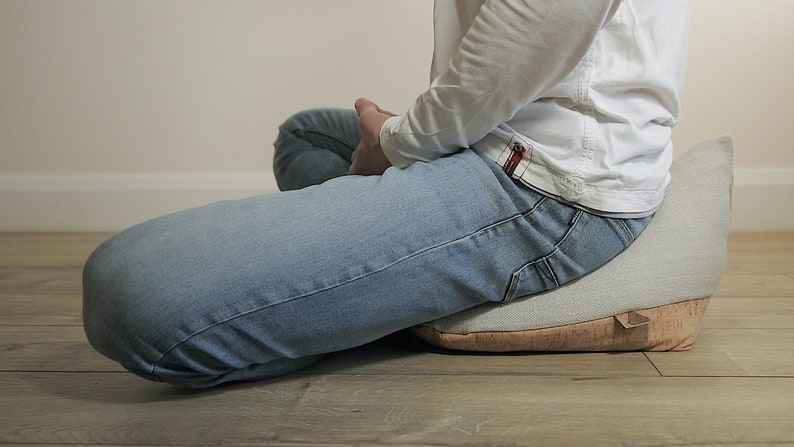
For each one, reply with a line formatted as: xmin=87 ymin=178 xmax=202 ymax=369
xmin=379 ymin=115 xmax=413 ymax=169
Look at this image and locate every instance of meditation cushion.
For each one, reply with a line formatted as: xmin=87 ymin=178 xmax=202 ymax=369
xmin=412 ymin=136 xmax=733 ymax=352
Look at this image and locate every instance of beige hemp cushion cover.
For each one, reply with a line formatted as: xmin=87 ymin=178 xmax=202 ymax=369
xmin=413 ymin=136 xmax=733 ymax=352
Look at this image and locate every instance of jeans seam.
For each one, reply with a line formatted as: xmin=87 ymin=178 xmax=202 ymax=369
xmin=151 ymin=212 xmax=527 ymax=375
xmin=616 ymin=218 xmax=636 ymax=243
xmin=505 ymin=207 xmax=583 ymax=302
xmin=521 ymin=196 xmax=547 ymax=218
xmin=556 ymin=210 xmax=584 ymax=248
xmin=296 ymin=127 xmax=359 ymax=151
xmin=541 ymin=253 xmax=561 ymax=287
xmin=505 ymin=247 xmax=561 ymax=302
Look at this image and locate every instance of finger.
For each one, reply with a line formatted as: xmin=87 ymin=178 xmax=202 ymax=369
xmin=354 ymin=97 xmax=378 ymax=116
xmin=355 ymin=97 xmax=397 ymax=119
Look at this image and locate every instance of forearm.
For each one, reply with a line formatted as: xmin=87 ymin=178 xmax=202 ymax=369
xmin=381 ymin=0 xmax=621 ymax=167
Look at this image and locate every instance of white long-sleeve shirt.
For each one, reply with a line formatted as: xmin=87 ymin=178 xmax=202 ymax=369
xmin=380 ymin=0 xmax=690 ymax=216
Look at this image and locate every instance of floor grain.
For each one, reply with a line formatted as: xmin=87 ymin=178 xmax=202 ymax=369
xmin=1 ymin=232 xmax=792 ymax=447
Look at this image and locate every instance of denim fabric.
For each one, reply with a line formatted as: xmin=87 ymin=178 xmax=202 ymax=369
xmin=273 ymin=108 xmax=360 ymax=191
xmin=83 ymin=108 xmax=650 ymax=388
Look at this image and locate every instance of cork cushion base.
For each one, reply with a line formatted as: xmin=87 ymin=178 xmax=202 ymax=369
xmin=413 ymin=297 xmax=710 ymax=352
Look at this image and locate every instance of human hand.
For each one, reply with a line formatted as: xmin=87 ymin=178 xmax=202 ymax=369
xmin=349 ymin=98 xmax=394 ymax=176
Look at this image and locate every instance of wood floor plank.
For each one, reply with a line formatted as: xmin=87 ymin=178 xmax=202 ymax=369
xmin=0 ymin=267 xmax=84 ymax=295
xmin=0 ymin=326 xmax=124 ymax=372
xmin=313 ymin=349 xmax=660 ymax=378
xmin=2 ymin=232 xmax=792 ymax=447
xmin=0 ymin=325 xmax=659 ymax=377
xmin=703 ymin=297 xmax=794 ymax=329
xmin=0 ymin=232 xmax=109 ymax=268
xmin=723 ymin=251 xmax=794 ymax=274
xmin=713 ymin=273 xmax=794 ymax=298
xmin=305 ymin=332 xmax=660 ymax=377
xmin=0 ymin=294 xmax=82 ymax=325
xmin=1 ymin=372 xmax=791 ymax=447
xmin=728 ymin=232 xmax=794 ymax=250
xmin=723 ymin=233 xmax=794 ymax=277
xmin=646 ymin=328 xmax=794 ymax=377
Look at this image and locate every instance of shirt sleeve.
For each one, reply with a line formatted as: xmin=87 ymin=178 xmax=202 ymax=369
xmin=380 ymin=0 xmax=622 ymax=168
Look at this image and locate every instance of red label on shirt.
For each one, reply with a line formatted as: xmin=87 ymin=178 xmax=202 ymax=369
xmin=502 ymin=142 xmax=527 ymax=177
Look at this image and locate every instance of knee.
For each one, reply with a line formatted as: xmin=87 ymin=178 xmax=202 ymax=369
xmin=82 ymin=236 xmax=121 ymax=356
xmin=81 ymin=224 xmax=255 ymax=388
xmin=276 ymin=108 xmax=330 ymax=133
xmin=277 ymin=109 xmax=308 ymax=132
xmin=274 ymin=109 xmax=318 ymax=149
xmin=82 ymin=227 xmax=211 ymax=386
xmin=273 ymin=108 xmax=358 ymax=158
xmin=82 ymin=233 xmax=164 ymax=383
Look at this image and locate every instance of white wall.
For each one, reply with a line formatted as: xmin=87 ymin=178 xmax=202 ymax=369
xmin=672 ymin=0 xmax=794 ymax=231
xmin=1 ymin=0 xmax=792 ymax=231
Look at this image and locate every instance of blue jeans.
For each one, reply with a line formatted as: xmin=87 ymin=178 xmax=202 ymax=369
xmin=83 ymin=108 xmax=651 ymax=388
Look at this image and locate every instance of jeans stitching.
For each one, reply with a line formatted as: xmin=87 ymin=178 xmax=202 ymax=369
xmin=296 ymin=127 xmax=359 ymax=151
xmin=616 ymin=218 xmax=636 ymax=243
xmin=521 ymin=196 xmax=547 ymax=218
xmin=151 ymin=212 xmax=527 ymax=375
xmin=506 ymin=208 xmax=589 ymax=301
xmin=541 ymin=253 xmax=561 ymax=288
xmin=556 ymin=210 xmax=584 ymax=248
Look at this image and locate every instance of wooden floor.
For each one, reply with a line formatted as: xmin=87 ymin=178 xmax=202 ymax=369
xmin=1 ymin=232 xmax=792 ymax=447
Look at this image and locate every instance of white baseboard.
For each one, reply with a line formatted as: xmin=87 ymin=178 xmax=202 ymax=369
xmin=730 ymin=169 xmax=793 ymax=232
xmin=1 ymin=170 xmax=792 ymax=232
